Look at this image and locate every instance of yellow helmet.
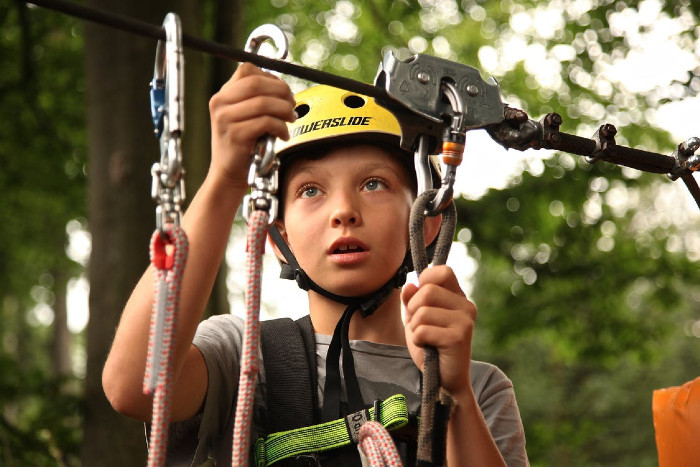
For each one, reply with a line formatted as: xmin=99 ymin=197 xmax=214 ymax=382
xmin=275 ymin=85 xmax=403 ymax=158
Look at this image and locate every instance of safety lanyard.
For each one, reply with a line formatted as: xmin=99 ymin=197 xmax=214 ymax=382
xmin=143 ymin=13 xmax=188 ymax=467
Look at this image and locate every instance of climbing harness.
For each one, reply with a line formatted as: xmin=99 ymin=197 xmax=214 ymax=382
xmin=232 ymin=24 xmax=289 ymax=467
xmin=143 ymin=12 xmax=188 ymax=467
xmin=257 ymin=316 xmax=418 ymax=466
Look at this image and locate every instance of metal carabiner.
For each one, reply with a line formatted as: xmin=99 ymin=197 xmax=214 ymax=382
xmin=150 ymin=13 xmax=185 ymax=230
xmin=151 ymin=13 xmax=184 ymax=140
xmin=242 ymin=24 xmax=289 ymax=224
xmin=414 ymin=135 xmax=434 ymax=197
xmin=245 ymin=24 xmax=289 ymax=178
xmin=427 ymin=81 xmax=465 ymax=215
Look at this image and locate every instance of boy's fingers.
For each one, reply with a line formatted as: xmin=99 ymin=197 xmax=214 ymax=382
xmin=401 ymin=283 xmax=419 ymax=305
xmin=410 ymin=322 xmax=467 ymax=349
xmin=409 ymin=306 xmax=468 ymax=328
xmin=416 ymin=265 xmax=463 ymax=294
xmin=214 ymin=95 xmax=296 ymax=127
xmin=215 ymin=71 xmax=294 ymax=109
xmin=407 ymin=283 xmax=470 ymax=314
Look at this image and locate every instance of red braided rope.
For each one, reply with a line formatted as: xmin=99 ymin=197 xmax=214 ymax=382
xmin=359 ymin=421 xmax=403 ymax=467
xmin=232 ymin=209 xmax=269 ymax=465
xmin=144 ymin=224 xmax=189 ymax=467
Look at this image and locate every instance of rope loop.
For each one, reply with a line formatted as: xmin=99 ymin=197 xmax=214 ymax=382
xmin=232 ymin=209 xmax=269 ymax=466
xmin=144 ymin=223 xmax=189 ymax=467
xmin=408 ymin=189 xmax=456 ymax=467
xmin=358 ymin=421 xmax=403 ymax=467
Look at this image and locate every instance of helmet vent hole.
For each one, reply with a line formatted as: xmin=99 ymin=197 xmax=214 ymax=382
xmin=343 ymin=95 xmax=365 ymax=109
xmin=295 ymin=104 xmax=310 ymax=119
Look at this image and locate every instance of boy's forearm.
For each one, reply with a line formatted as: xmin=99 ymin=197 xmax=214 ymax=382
xmin=446 ymin=388 xmax=506 ymax=467
xmin=102 ymin=173 xmax=246 ymax=421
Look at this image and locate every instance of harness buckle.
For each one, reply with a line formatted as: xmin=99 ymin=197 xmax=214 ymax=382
xmin=293 ymin=454 xmax=320 ymax=466
xmin=345 ymin=408 xmax=371 ymax=444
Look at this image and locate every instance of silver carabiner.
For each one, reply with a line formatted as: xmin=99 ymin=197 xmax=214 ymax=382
xmin=242 ymin=24 xmax=289 ymax=224
xmin=150 ymin=13 xmax=185 ymax=230
xmin=414 ymin=135 xmax=434 ymax=197
xmin=245 ymin=24 xmax=289 ymax=178
xmin=427 ymin=81 xmax=465 ymax=215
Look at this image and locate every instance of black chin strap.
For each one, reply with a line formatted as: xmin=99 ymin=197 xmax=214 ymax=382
xmin=269 ymin=225 xmax=408 ymax=421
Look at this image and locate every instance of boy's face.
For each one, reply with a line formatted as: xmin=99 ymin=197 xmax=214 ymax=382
xmin=276 ymin=144 xmax=414 ymax=297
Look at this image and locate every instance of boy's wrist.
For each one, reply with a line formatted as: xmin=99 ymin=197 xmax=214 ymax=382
xmin=205 ymin=167 xmax=250 ymax=200
xmin=448 ymin=382 xmax=477 ymax=408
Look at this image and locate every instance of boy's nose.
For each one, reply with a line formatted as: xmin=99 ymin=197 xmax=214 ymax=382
xmin=330 ymin=195 xmax=361 ymax=227
xmin=332 ymin=213 xmax=357 ymax=226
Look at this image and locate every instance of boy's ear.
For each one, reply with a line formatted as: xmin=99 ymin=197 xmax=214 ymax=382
xmin=423 ymin=213 xmax=442 ymax=246
xmin=268 ymin=221 xmax=289 ymax=263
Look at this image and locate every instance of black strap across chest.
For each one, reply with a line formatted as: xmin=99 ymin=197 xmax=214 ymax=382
xmin=260 ymin=315 xmax=319 ymax=434
xmin=258 ymin=316 xmax=418 ymax=467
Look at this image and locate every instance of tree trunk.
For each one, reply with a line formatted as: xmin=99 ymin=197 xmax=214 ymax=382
xmin=82 ymin=1 xmax=166 ymax=464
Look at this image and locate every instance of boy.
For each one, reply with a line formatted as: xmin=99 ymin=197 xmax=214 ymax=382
xmin=102 ymin=63 xmax=528 ymax=466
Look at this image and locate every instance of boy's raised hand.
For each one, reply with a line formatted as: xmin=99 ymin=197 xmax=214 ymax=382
xmin=208 ymin=63 xmax=296 ymax=191
xmin=401 ymin=265 xmax=476 ymax=398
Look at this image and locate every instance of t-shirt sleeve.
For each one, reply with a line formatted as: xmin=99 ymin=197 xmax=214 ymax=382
xmin=167 ymin=314 xmax=246 ymax=466
xmin=471 ymin=361 xmax=530 ymax=466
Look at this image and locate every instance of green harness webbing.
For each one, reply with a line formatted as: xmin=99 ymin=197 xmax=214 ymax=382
xmin=254 ymin=394 xmax=411 ymax=466
xmin=258 ymin=316 xmax=420 ymax=466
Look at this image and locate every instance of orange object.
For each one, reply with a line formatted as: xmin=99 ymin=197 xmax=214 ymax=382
xmin=653 ymin=377 xmax=700 ymax=467
xmin=441 ymin=141 xmax=464 ymax=166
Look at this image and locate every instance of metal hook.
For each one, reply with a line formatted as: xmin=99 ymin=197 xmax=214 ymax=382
xmin=245 ymin=25 xmax=289 ymax=178
xmin=427 ymin=81 xmax=465 ymax=215
xmin=242 ymin=24 xmax=289 ymax=224
xmin=414 ymin=135 xmax=434 ymax=197
xmin=151 ymin=13 xmax=184 ymax=140
xmin=150 ymin=13 xmax=185 ymax=230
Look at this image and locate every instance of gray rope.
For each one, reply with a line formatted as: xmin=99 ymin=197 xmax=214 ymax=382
xmin=409 ymin=189 xmax=456 ymax=467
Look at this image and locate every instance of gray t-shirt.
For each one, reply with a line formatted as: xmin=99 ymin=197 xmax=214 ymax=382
xmin=167 ymin=314 xmax=528 ymax=466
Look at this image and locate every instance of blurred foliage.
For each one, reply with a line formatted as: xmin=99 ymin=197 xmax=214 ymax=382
xmin=0 ymin=1 xmax=86 ymax=465
xmin=460 ymin=158 xmax=700 ymax=465
xmin=2 ymin=0 xmax=699 ymax=465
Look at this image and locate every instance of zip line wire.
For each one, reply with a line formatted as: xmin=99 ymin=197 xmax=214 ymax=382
xmin=26 ymin=0 xmax=700 ymax=210
xmin=26 ymin=0 xmax=385 ymax=100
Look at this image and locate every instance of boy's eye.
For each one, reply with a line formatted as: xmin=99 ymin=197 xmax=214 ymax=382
xmin=363 ymin=178 xmax=386 ymax=192
xmin=300 ymin=185 xmax=319 ymax=198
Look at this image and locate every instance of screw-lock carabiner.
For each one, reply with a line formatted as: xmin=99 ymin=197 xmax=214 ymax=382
xmin=427 ymin=81 xmax=466 ymax=215
xmin=150 ymin=13 xmax=185 ymax=231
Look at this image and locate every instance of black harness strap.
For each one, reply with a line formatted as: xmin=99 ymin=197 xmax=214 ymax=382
xmin=260 ymin=316 xmax=318 ymax=434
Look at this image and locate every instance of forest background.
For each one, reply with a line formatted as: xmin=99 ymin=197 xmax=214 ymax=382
xmin=1 ymin=0 xmax=699 ymax=465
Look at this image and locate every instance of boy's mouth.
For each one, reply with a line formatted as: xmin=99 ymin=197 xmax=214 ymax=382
xmin=329 ymin=238 xmax=369 ymax=255
xmin=333 ymin=244 xmax=365 ymax=254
